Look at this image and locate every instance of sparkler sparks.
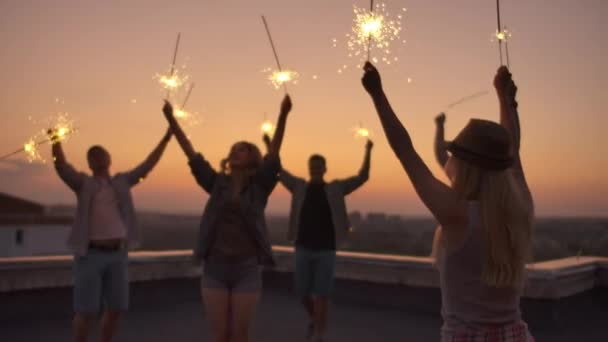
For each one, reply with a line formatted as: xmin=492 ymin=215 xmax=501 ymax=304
xmin=353 ymin=123 xmax=372 ymax=139
xmin=261 ymin=16 xmax=298 ymax=93
xmin=265 ymin=69 xmax=299 ymax=90
xmin=260 ymin=120 xmax=275 ymax=136
xmin=492 ymin=28 xmax=512 ymax=43
xmin=336 ymin=3 xmax=406 ymax=71
xmin=1 ymin=112 xmax=77 ymax=163
xmin=155 ymin=33 xmax=191 ymax=100
xmin=23 ymin=139 xmax=42 ymax=162
xmin=155 ymin=68 xmax=190 ymax=96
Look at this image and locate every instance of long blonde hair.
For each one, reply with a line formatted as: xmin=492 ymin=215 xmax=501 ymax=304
xmin=452 ymin=157 xmax=533 ymax=288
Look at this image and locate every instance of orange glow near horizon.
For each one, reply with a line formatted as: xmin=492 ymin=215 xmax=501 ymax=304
xmin=0 ymin=0 xmax=604 ymax=217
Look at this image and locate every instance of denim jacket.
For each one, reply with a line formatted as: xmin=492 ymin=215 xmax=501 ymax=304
xmin=188 ymin=153 xmax=280 ymax=266
xmin=53 ymin=137 xmax=170 ymax=256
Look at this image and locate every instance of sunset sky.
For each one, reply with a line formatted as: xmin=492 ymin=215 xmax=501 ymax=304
xmin=0 ymin=0 xmax=605 ymax=217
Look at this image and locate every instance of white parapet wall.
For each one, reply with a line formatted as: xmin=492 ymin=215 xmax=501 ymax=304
xmin=0 ymin=246 xmax=606 ymax=299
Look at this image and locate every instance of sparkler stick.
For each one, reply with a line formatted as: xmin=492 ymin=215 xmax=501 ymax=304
xmin=181 ymin=82 xmax=195 ymax=110
xmin=0 ymin=133 xmax=71 ymax=162
xmin=166 ymin=33 xmax=181 ymax=99
xmin=367 ymin=0 xmax=375 ymax=61
xmin=496 ymin=0 xmax=504 ymax=66
xmin=504 ymin=26 xmax=511 ymax=68
xmin=261 ymin=16 xmax=288 ymax=94
xmin=0 ymin=148 xmax=27 ymax=161
xmin=445 ymin=90 xmax=489 ymax=112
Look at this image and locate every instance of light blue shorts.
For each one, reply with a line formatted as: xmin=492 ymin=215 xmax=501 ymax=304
xmin=73 ymin=249 xmax=129 ymax=314
xmin=294 ymin=247 xmax=336 ymax=297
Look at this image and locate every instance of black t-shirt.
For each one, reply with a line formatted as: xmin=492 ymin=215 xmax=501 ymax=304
xmin=296 ymin=182 xmax=336 ymax=250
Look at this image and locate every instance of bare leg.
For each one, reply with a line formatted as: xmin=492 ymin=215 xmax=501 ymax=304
xmin=302 ymin=296 xmax=315 ymax=339
xmin=100 ymin=310 xmax=122 ymax=342
xmin=231 ymin=291 xmax=260 ymax=342
xmin=202 ymin=287 xmax=231 ymax=342
xmin=312 ymin=296 xmax=330 ymax=340
xmin=73 ymin=313 xmax=95 ymax=342
xmin=301 ymin=296 xmax=314 ymax=318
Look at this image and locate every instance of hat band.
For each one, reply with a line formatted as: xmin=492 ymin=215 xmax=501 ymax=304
xmin=448 ymin=142 xmax=514 ymax=170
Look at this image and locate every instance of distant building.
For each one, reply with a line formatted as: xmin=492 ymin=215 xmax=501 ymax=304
xmin=348 ymin=211 xmax=363 ymax=232
xmin=366 ymin=212 xmax=387 ymax=227
xmin=0 ymin=193 xmax=72 ymax=257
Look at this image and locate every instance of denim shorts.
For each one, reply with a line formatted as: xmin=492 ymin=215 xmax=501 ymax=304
xmin=294 ymin=247 xmax=336 ymax=297
xmin=201 ymin=258 xmax=262 ymax=292
xmin=73 ymin=248 xmax=129 ymax=313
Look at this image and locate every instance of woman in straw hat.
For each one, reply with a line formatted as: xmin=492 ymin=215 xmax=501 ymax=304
xmin=361 ymin=62 xmax=534 ymax=342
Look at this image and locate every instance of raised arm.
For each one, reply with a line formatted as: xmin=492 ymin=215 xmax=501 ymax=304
xmin=278 ymin=167 xmax=304 ymax=193
xmin=125 ymin=128 xmax=172 ymax=186
xmin=162 ymin=101 xmax=217 ymax=193
xmin=267 ymin=95 xmax=292 ymax=161
xmin=262 ymin=134 xmax=272 ymax=154
xmin=255 ymin=96 xmax=292 ymax=194
xmin=361 ymin=63 xmax=466 ymax=227
xmin=49 ymin=131 xmax=85 ymax=192
xmin=162 ymin=101 xmax=196 ymax=160
xmin=494 ymin=67 xmax=532 ymax=205
xmin=434 ymin=113 xmax=449 ymax=168
xmin=340 ymin=140 xmax=373 ymax=195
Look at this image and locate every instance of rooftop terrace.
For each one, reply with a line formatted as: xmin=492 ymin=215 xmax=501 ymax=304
xmin=1 ymin=248 xmax=607 ymax=341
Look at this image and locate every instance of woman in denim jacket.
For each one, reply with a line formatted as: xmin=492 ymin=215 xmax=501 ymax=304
xmin=162 ymin=95 xmax=292 ymax=342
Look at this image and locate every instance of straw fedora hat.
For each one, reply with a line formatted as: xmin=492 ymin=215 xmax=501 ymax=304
xmin=446 ymin=119 xmax=514 ymax=170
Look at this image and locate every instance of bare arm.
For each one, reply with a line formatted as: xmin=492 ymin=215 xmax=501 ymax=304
xmin=434 ymin=113 xmax=449 ymax=168
xmin=340 ymin=140 xmax=373 ymax=195
xmin=162 ymin=101 xmax=196 ymax=160
xmin=125 ymin=129 xmax=172 ymax=186
xmin=267 ymin=95 xmax=292 ymax=161
xmin=361 ymin=63 xmax=466 ymax=227
xmin=50 ymin=137 xmax=85 ymax=192
xmin=279 ymin=167 xmax=304 ymax=193
xmin=494 ymin=67 xmax=533 ymax=205
xmin=162 ymin=101 xmax=217 ymax=192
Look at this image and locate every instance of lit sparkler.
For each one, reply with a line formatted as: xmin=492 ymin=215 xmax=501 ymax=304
xmin=173 ymin=83 xmax=201 ymax=126
xmin=261 ymin=16 xmax=297 ymax=93
xmin=260 ymin=120 xmax=275 ymax=136
xmin=494 ymin=0 xmax=512 ymax=67
xmin=492 ymin=26 xmax=512 ymax=68
xmin=353 ymin=122 xmax=372 ymax=139
xmin=266 ymin=69 xmax=299 ymax=90
xmin=337 ymin=2 xmax=406 ymax=71
xmin=155 ymin=33 xmax=190 ymax=100
xmin=1 ymin=112 xmax=76 ymax=162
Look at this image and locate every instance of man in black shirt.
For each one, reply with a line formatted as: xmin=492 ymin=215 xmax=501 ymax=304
xmin=279 ymin=140 xmax=372 ymax=341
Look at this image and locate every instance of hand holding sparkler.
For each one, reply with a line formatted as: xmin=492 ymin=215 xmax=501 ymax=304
xmin=435 ymin=113 xmax=446 ymax=126
xmin=361 ymin=62 xmax=383 ymax=96
xmin=162 ymin=100 xmax=196 ymax=160
xmin=434 ymin=113 xmax=449 ymax=168
xmin=267 ymin=95 xmax=293 ymax=160
xmin=366 ymin=139 xmax=374 ymax=151
xmin=494 ymin=66 xmax=518 ymax=108
xmin=280 ymin=94 xmax=293 ymax=116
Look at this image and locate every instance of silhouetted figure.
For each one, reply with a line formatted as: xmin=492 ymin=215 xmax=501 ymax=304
xmin=277 ymin=140 xmax=372 ymax=342
xmin=362 ymin=63 xmax=534 ymax=341
xmin=162 ymin=95 xmax=292 ymax=342
xmin=49 ymin=123 xmax=172 ymax=342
